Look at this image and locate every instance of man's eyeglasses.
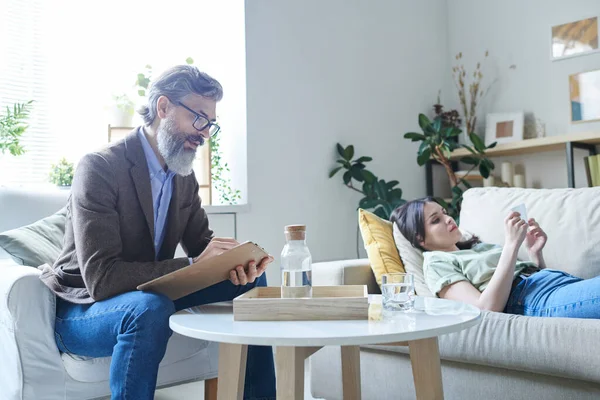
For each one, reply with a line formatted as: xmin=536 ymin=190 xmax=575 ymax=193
xmin=177 ymin=101 xmax=220 ymax=137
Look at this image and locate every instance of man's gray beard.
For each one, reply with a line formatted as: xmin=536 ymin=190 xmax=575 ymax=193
xmin=156 ymin=119 xmax=197 ymax=176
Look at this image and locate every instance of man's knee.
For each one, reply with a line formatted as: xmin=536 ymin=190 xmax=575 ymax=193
xmin=128 ymin=292 xmax=175 ymax=329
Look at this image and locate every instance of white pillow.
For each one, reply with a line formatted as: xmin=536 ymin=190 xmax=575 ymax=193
xmin=392 ymin=223 xmax=473 ymax=297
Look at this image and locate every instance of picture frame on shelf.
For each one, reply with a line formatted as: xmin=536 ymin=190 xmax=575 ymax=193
xmin=485 ymin=112 xmax=524 ymax=146
xmin=551 ymin=16 xmax=599 ymax=61
xmin=570 ymin=68 xmax=600 ymax=124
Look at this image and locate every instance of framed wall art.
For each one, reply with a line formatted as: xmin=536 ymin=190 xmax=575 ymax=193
xmin=551 ymin=16 xmax=599 ymax=61
xmin=485 ymin=112 xmax=524 ymax=146
xmin=570 ymin=68 xmax=600 ymax=124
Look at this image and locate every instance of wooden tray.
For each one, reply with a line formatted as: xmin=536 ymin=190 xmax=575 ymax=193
xmin=233 ymin=285 xmax=368 ymax=321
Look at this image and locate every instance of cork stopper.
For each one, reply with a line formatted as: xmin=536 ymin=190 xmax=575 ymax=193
xmin=284 ymin=224 xmax=306 ymax=240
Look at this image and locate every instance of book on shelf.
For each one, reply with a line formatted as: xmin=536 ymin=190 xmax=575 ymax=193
xmin=585 ymin=155 xmax=600 ymax=187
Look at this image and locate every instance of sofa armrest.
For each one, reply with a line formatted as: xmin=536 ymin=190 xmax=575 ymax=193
xmin=0 ymin=265 xmax=66 ymax=399
xmin=312 ymin=259 xmax=380 ymax=294
xmin=372 ymin=310 xmax=600 ymax=383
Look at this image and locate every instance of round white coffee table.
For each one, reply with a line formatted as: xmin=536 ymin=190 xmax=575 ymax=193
xmin=170 ymin=295 xmax=480 ymax=400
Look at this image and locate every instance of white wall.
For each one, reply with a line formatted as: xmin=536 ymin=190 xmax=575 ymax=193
xmin=241 ymin=0 xmax=449 ymax=284
xmin=445 ymin=0 xmax=600 ymax=190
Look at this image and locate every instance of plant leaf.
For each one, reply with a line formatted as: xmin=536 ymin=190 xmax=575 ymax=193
xmin=470 ymin=133 xmax=485 ymax=152
xmin=417 ymin=148 xmax=431 ymax=166
xmin=386 ymin=180 xmax=399 ymax=189
xmin=361 ymin=170 xmax=377 ymax=184
xmin=388 ymin=188 xmax=403 ymax=199
xmin=343 ymin=171 xmax=352 ymax=185
xmin=344 ymin=145 xmax=354 ymax=161
xmin=336 ymin=160 xmax=352 ymax=168
xmin=329 ymin=167 xmax=342 ymax=178
xmin=336 ymin=143 xmax=345 ymax=158
xmin=355 ymin=156 xmax=372 ymax=163
xmin=360 ymin=198 xmax=385 ymax=210
xmin=351 ymin=165 xmax=364 ymax=181
xmin=461 ymin=144 xmax=477 ymax=154
xmin=460 ymin=156 xmax=479 ymax=165
xmin=418 ymin=114 xmax=435 ymax=136
xmin=374 ymin=180 xmax=387 ymax=200
xmin=404 ymin=132 xmax=427 ymax=141
xmin=487 ymin=141 xmax=497 ymax=149
xmin=433 ymin=117 xmax=442 ymax=132
xmin=479 ymin=163 xmax=490 ymax=178
xmin=373 ymin=207 xmax=388 ymax=220
xmin=447 ymin=127 xmax=462 ymax=137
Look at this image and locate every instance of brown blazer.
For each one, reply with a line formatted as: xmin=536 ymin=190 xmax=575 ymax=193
xmin=40 ymin=129 xmax=213 ymax=304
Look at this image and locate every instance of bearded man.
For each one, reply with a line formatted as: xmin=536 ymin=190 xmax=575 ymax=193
xmin=40 ymin=65 xmax=276 ymax=400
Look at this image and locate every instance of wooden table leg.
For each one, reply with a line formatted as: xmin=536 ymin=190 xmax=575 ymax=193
xmin=341 ymin=346 xmax=361 ymax=400
xmin=408 ymin=337 xmax=444 ymax=400
xmin=217 ymin=343 xmax=248 ymax=400
xmin=205 ymin=377 xmax=218 ymax=400
xmin=275 ymin=346 xmax=305 ymax=400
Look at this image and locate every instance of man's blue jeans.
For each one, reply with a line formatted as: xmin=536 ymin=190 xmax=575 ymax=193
xmin=54 ymin=275 xmax=275 ymax=400
xmin=505 ymin=269 xmax=600 ymax=318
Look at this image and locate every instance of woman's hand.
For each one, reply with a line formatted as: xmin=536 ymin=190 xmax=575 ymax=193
xmin=525 ymin=218 xmax=547 ymax=267
xmin=504 ymin=211 xmax=528 ymax=249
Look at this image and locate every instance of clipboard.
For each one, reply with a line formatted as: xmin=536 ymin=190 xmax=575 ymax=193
xmin=137 ymin=241 xmax=270 ymax=300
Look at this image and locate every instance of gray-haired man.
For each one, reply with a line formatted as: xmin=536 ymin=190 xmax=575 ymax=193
xmin=40 ymin=65 xmax=276 ymax=400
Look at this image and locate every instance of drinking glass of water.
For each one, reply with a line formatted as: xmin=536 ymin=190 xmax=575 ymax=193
xmin=381 ymin=273 xmax=415 ymax=311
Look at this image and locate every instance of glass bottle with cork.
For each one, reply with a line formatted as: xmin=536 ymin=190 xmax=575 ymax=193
xmin=280 ymin=224 xmax=313 ymax=298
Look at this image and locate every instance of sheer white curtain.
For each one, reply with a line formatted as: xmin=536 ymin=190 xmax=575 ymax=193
xmin=0 ymin=0 xmax=247 ymax=203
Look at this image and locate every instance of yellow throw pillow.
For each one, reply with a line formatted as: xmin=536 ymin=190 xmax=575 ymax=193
xmin=358 ymin=208 xmax=405 ymax=285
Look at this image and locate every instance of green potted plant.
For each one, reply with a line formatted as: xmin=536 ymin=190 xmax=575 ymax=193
xmin=0 ymin=100 xmax=33 ymax=156
xmin=404 ymin=110 xmax=496 ymax=220
xmin=49 ymin=157 xmax=75 ymax=187
xmin=329 ymin=143 xmax=406 ymax=220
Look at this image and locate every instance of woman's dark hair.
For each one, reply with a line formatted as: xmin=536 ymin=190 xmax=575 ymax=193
xmin=390 ymin=197 xmax=480 ymax=251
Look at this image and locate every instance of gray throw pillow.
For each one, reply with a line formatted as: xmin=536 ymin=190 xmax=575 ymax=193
xmin=0 ymin=207 xmax=67 ymax=267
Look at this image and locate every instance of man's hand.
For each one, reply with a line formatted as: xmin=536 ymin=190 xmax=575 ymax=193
xmin=192 ymin=238 xmax=239 ymax=264
xmin=229 ymin=256 xmax=274 ymax=286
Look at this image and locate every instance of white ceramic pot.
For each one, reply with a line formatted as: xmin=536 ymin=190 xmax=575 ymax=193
xmin=109 ymin=104 xmax=134 ymax=127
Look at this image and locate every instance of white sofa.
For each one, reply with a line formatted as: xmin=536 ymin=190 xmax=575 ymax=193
xmin=311 ymin=187 xmax=600 ymax=400
xmin=0 ymin=187 xmax=218 ymax=400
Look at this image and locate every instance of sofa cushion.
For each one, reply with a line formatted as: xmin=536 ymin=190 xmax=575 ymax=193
xmin=460 ymin=187 xmax=600 ymax=278
xmin=0 ymin=207 xmax=67 ymax=267
xmin=367 ymin=310 xmax=600 ymax=384
xmin=358 ymin=209 xmax=405 ymax=286
xmin=60 ymin=332 xmax=211 ymax=383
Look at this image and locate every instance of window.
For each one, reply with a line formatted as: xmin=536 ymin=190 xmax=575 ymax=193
xmin=0 ymin=0 xmax=247 ymax=205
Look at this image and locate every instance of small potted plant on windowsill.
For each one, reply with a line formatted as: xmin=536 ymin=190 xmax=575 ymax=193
xmin=109 ymin=93 xmax=135 ymax=127
xmin=49 ymin=157 xmax=74 ymax=188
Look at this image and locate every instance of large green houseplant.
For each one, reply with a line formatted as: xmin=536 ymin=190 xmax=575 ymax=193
xmin=0 ymin=101 xmax=33 ymax=156
xmin=404 ymin=110 xmax=496 ymax=219
xmin=329 ymin=143 xmax=406 ymax=220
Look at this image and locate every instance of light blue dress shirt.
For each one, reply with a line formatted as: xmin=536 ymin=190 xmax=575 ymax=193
xmin=137 ymin=128 xmax=176 ymax=259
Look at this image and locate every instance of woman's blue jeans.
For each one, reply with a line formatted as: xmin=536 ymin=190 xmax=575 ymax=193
xmin=505 ymin=269 xmax=600 ymax=318
xmin=54 ymin=275 xmax=275 ymax=400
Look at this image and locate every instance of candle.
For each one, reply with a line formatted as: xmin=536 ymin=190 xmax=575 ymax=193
xmin=483 ymin=175 xmax=495 ymax=187
xmin=501 ymin=162 xmax=514 ymax=186
xmin=513 ymin=174 xmax=526 ymax=188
